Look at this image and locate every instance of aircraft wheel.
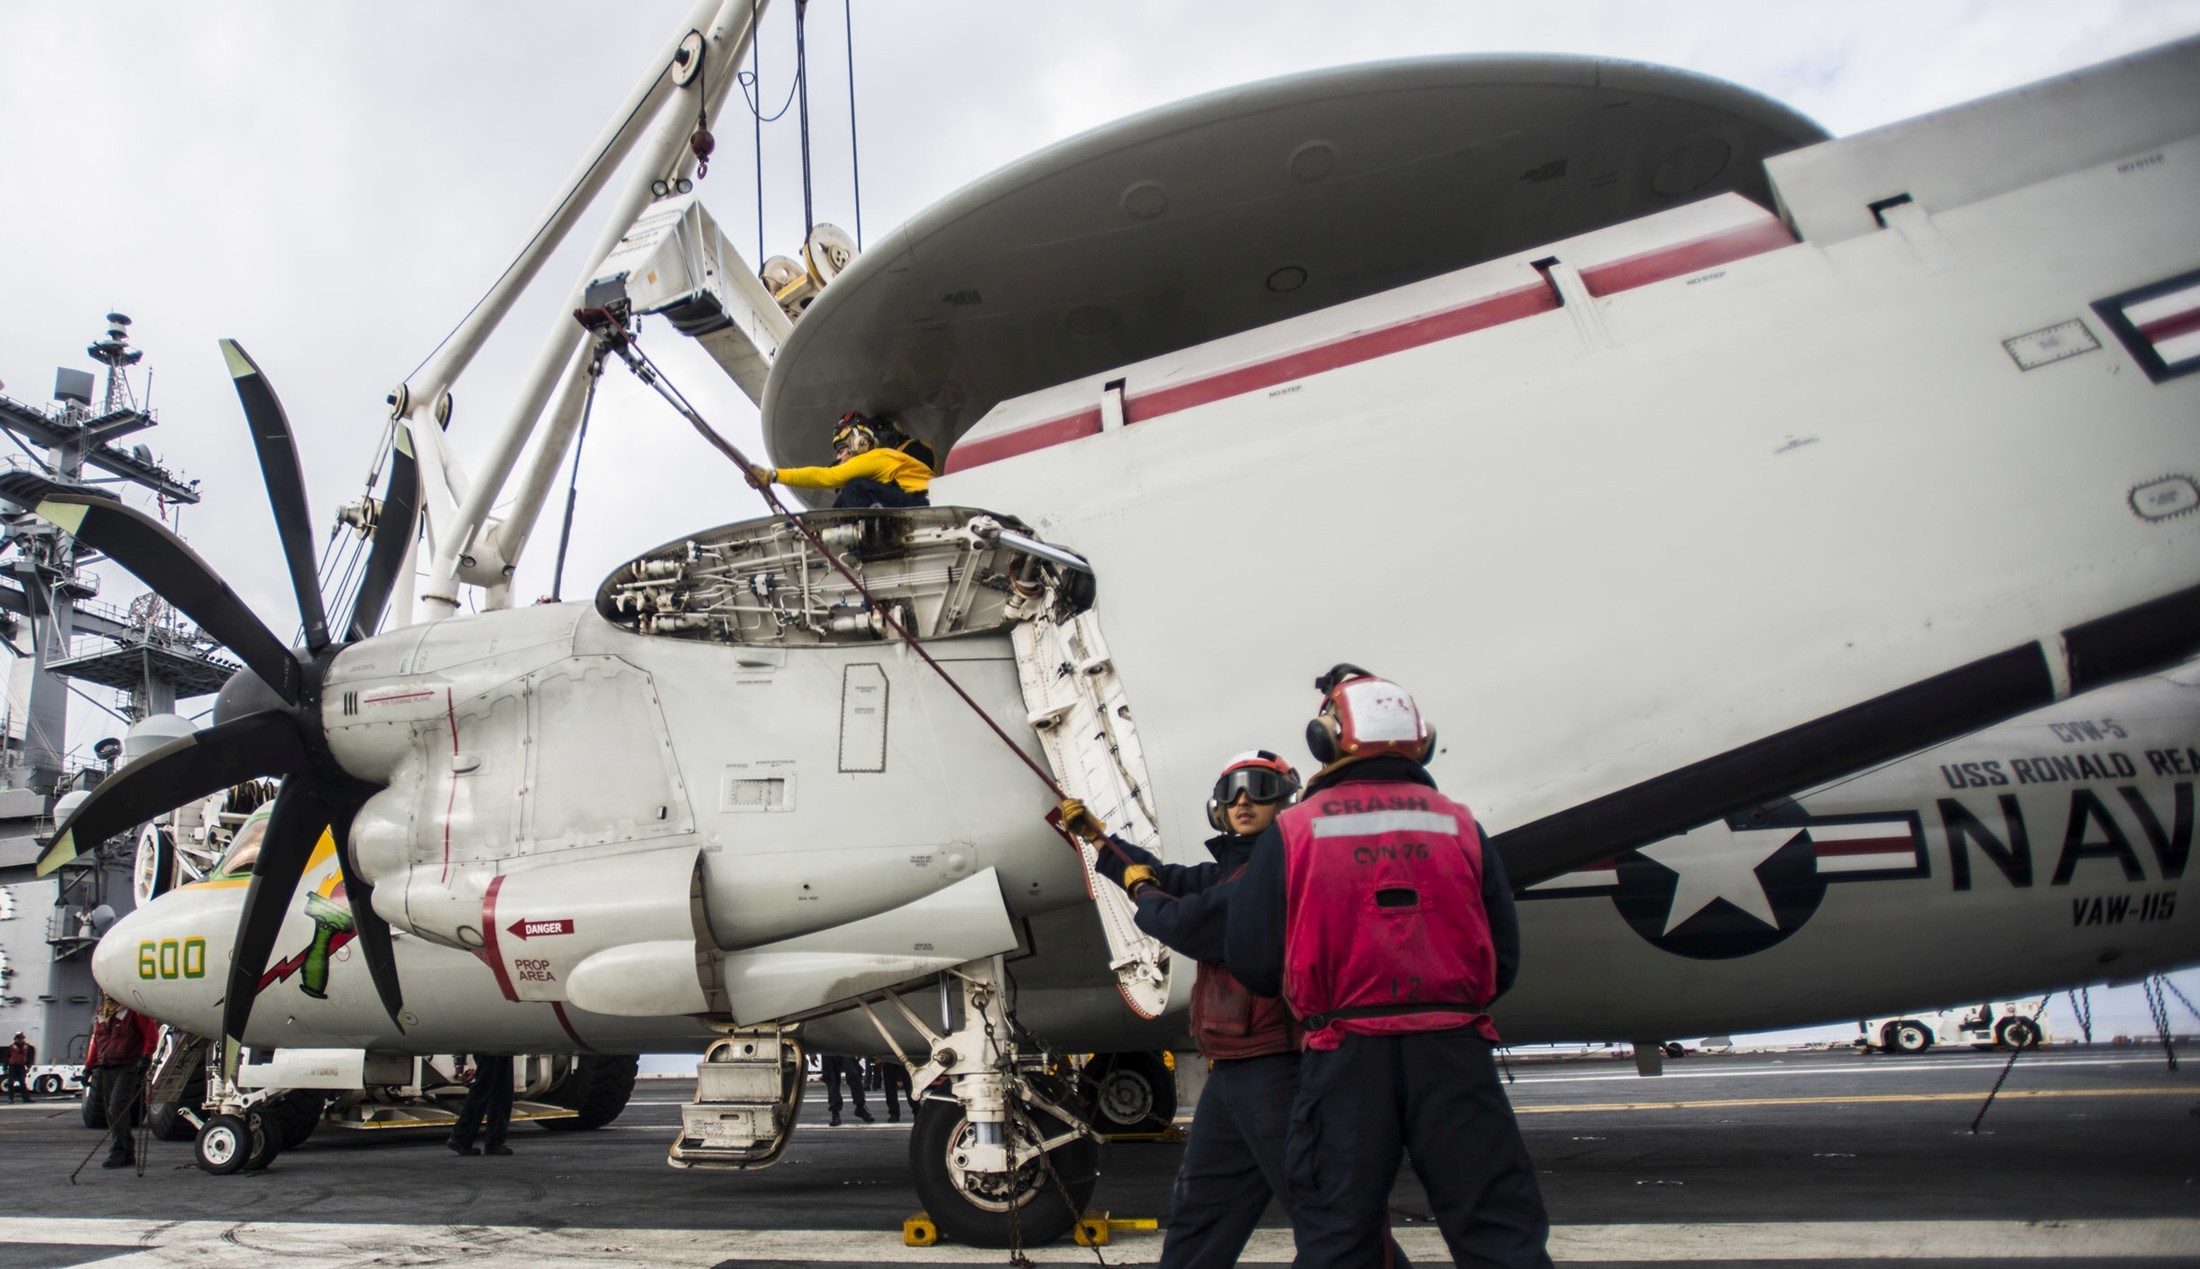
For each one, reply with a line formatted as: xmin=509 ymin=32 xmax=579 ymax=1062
xmin=1995 ymin=1017 xmax=2042 ymax=1050
xmin=34 ymin=1073 xmax=61 ymax=1096
xmin=81 ymin=1071 xmax=107 ymax=1129
xmin=1661 ymin=1042 xmax=1686 ymax=1059
xmin=540 ymin=1054 xmax=640 ymax=1131
xmin=242 ymin=1110 xmax=282 ymax=1171
xmin=266 ymin=1091 xmax=326 ymax=1149
xmin=195 ymin=1114 xmax=250 ymax=1175
xmin=1081 ymin=1052 xmax=1175 ymax=1134
xmin=908 ymin=1087 xmax=1098 ymax=1248
xmin=149 ymin=1067 xmax=209 ymax=1142
xmin=1889 ymin=1021 xmax=1933 ymax=1054
xmin=148 ymin=1100 xmax=198 ymax=1143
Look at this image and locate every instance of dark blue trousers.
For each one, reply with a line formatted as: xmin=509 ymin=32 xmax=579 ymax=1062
xmin=1162 ymin=1053 xmax=1413 ymax=1269
xmin=1288 ymin=1031 xmax=1549 ymax=1268
xmin=821 ymin=1055 xmax=868 ymax=1114
xmin=831 ymin=478 xmax=928 ymax=509
xmin=452 ymin=1054 xmax=514 ymax=1149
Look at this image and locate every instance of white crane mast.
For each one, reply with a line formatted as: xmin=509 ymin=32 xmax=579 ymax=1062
xmin=383 ymin=0 xmax=769 ymax=621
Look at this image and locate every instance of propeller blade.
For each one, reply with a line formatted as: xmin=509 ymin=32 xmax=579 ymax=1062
xmin=222 ymin=776 xmax=336 ymax=1045
xmin=221 ymin=340 xmax=332 ymax=653
xmin=345 ymin=423 xmax=419 ymax=641
xmin=35 ymin=711 xmax=308 ymax=877
xmin=0 ymin=473 xmax=302 ymax=705
xmin=329 ymin=796 xmax=406 ymax=1029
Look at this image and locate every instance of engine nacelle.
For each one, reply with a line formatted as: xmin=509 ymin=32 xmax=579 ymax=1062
xmin=386 ymin=842 xmax=713 ymax=1018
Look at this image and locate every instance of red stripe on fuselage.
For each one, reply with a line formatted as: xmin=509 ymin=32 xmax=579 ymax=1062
xmin=944 ymin=218 xmax=1794 ymax=475
xmin=479 ymin=874 xmax=519 ymax=1001
xmin=945 ymin=408 xmax=1102 ymax=473
xmin=1578 ymin=219 xmax=1798 ymax=297
xmin=946 ymin=283 xmax=1556 ymax=473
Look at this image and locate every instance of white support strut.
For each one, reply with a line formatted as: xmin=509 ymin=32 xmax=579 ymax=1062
xmin=410 ymin=0 xmax=762 ymax=617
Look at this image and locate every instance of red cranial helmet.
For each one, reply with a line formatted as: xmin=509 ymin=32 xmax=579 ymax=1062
xmin=1205 ymin=750 xmax=1301 ymax=831
xmin=1304 ymin=664 xmax=1435 ymax=766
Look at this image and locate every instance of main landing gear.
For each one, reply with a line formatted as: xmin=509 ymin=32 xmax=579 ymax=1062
xmin=673 ymin=956 xmax=1103 ymax=1247
xmin=876 ymin=956 xmax=1101 ymax=1248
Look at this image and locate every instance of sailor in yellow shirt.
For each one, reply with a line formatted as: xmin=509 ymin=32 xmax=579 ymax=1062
xmin=747 ymin=417 xmax=932 ymax=508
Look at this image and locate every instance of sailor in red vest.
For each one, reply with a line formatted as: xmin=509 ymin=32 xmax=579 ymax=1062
xmin=1065 ymin=753 xmax=1411 ymax=1269
xmin=87 ymin=993 xmax=161 ymax=1169
xmin=1226 ymin=666 xmax=1551 ymax=1268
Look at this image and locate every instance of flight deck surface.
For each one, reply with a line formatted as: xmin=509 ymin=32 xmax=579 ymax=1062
xmin=1 ymin=1047 xmax=2194 ymax=1267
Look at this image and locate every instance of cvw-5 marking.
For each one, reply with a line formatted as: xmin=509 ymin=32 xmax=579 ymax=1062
xmin=137 ymin=937 xmax=207 ymax=980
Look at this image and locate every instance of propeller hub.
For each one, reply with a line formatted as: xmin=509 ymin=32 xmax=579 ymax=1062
xmin=213 ymin=667 xmax=286 ymax=725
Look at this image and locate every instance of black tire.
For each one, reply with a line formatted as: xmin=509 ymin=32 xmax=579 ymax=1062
xmin=1661 ymin=1042 xmax=1686 ymax=1059
xmin=242 ymin=1110 xmax=281 ymax=1172
xmin=908 ymin=1085 xmax=1099 ymax=1248
xmin=1082 ymin=1052 xmax=1175 ymax=1134
xmin=34 ymin=1073 xmax=61 ymax=1095
xmin=1996 ymin=1017 xmax=2042 ymax=1050
xmin=1889 ymin=1021 xmax=1933 ymax=1054
xmin=195 ymin=1114 xmax=249 ymax=1175
xmin=81 ymin=1070 xmax=107 ymax=1129
xmin=539 ymin=1054 xmax=640 ymax=1131
xmin=265 ymin=1091 xmax=326 ymax=1149
xmin=149 ymin=1067 xmax=209 ymax=1143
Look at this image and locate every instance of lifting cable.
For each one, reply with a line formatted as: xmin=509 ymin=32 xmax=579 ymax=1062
xmin=748 ymin=0 xmax=764 ymax=265
xmin=794 ymin=0 xmax=816 ymax=239
xmin=581 ymin=319 xmax=1071 ymax=808
xmin=844 ymin=0 xmax=862 ymax=249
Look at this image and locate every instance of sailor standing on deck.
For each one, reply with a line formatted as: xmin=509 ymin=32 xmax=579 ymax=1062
xmin=1226 ymin=666 xmax=1550 ymax=1269
xmin=1061 ymin=752 xmax=1411 ymax=1269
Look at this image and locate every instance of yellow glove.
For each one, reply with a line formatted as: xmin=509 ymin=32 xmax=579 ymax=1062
xmin=745 ymin=464 xmax=776 ymax=489
xmin=1057 ymin=798 xmax=1107 ymax=842
xmin=1121 ymin=864 xmax=1158 ymax=895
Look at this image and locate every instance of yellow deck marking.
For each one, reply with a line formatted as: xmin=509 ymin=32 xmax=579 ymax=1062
xmin=1516 ymin=1086 xmax=2193 ymax=1114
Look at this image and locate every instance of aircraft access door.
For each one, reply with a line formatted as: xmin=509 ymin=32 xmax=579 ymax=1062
xmin=1010 ymin=586 xmax=1175 ymax=1021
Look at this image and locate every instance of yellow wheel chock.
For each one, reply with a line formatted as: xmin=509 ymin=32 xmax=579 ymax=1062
xmin=904 ymin=1209 xmax=1154 ymax=1248
xmin=1073 ymin=1213 xmax=1161 ymax=1246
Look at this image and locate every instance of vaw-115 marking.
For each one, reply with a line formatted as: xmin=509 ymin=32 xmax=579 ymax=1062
xmin=23 ymin=0 xmax=2200 ymax=1244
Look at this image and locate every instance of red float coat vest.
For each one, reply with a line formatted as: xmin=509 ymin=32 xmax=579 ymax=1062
xmin=89 ymin=1010 xmax=151 ymax=1067
xmin=1188 ymin=861 xmax=1299 ymax=1061
xmin=1280 ymin=780 xmax=1500 ymax=1050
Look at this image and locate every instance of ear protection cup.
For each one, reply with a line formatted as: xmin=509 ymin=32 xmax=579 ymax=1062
xmin=1419 ymin=725 xmax=1438 ymax=763
xmin=1305 ymin=714 xmax=1338 ymax=765
xmin=1206 ymin=798 xmax=1229 ymax=833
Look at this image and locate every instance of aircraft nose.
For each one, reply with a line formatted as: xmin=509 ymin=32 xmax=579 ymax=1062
xmin=94 ymin=892 xmax=227 ymax=1035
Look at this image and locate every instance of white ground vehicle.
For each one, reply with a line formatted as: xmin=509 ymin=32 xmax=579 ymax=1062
xmin=25 ymin=1063 xmax=84 ymax=1098
xmin=1858 ymin=999 xmax=2051 ymax=1055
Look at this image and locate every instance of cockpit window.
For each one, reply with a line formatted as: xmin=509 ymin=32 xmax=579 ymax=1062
xmin=211 ymin=812 xmax=269 ymax=881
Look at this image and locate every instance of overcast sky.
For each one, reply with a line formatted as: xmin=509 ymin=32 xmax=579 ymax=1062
xmin=3 ymin=1 xmax=2197 ymax=649
xmin=3 ymin=3 xmax=2198 ymax=1032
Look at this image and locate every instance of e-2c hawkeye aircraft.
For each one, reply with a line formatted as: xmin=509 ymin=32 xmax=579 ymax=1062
xmin=19 ymin=1 xmax=2200 ymax=1247
xmin=106 ymin=658 xmax=2200 ymax=1142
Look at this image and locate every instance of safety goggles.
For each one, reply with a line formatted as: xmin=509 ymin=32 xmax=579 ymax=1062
xmin=1213 ymin=766 xmax=1295 ymax=806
